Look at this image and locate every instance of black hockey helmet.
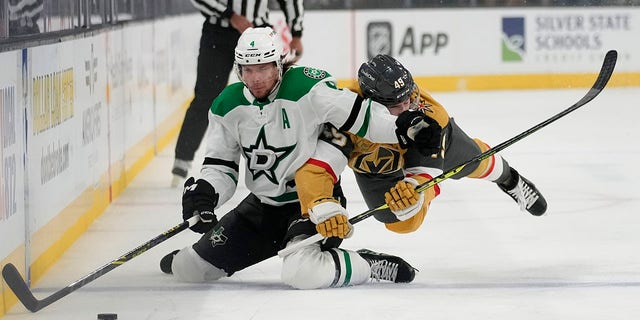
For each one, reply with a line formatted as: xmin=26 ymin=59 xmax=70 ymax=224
xmin=357 ymin=54 xmax=416 ymax=106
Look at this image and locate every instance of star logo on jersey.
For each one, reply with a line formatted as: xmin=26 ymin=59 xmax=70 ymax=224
xmin=209 ymin=227 xmax=228 ymax=247
xmin=242 ymin=127 xmax=296 ymax=185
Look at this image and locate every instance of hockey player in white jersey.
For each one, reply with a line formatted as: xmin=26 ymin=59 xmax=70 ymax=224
xmin=159 ymin=27 xmax=433 ymax=288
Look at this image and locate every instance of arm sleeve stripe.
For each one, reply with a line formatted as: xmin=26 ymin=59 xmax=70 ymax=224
xmin=203 ymin=157 xmax=240 ymax=172
xmin=338 ymin=95 xmax=364 ymax=133
xmin=191 ymin=0 xmax=226 ymax=16
xmin=306 ymin=158 xmax=338 ymax=184
xmin=277 ymin=0 xmax=304 ymax=35
xmin=251 ymin=0 xmax=260 ymax=22
xmin=354 ymin=104 xmax=371 ymax=138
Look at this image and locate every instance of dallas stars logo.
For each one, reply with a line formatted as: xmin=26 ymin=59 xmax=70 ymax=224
xmin=242 ymin=127 xmax=296 ymax=185
xmin=209 ymin=227 xmax=228 ymax=247
xmin=303 ymin=67 xmax=326 ymax=80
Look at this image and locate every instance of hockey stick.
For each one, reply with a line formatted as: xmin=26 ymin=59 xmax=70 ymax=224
xmin=2 ymin=215 xmax=200 ymax=312
xmin=278 ymin=49 xmax=618 ymax=258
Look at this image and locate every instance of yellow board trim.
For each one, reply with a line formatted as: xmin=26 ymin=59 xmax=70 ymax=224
xmin=337 ymin=72 xmax=640 ymax=92
xmin=0 ymin=99 xmax=189 ymax=317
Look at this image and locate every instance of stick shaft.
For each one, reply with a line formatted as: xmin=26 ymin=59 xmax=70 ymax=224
xmin=278 ymin=50 xmax=617 ymax=258
xmin=2 ymin=215 xmax=199 ymax=312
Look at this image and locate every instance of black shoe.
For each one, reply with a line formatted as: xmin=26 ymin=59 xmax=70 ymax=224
xmin=357 ymin=249 xmax=417 ymax=283
xmin=498 ymin=168 xmax=547 ymax=216
xmin=171 ymin=167 xmax=188 ymax=178
xmin=171 ymin=167 xmax=188 ymax=188
xmin=171 ymin=159 xmax=191 ymax=187
xmin=160 ymin=250 xmax=180 ymax=274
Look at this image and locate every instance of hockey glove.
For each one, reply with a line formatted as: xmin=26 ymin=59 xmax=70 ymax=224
xmin=395 ymin=110 xmax=443 ymax=157
xmin=385 ymin=176 xmax=436 ymax=221
xmin=182 ymin=177 xmax=219 ymax=234
xmin=308 ymin=199 xmax=353 ymax=239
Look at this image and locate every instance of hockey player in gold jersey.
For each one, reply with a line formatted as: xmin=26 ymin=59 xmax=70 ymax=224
xmin=295 ymin=54 xmax=547 ymax=235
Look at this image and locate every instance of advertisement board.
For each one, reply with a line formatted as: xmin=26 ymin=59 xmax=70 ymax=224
xmin=0 ymin=50 xmax=25 ymax=260
xmin=293 ymin=8 xmax=640 ymax=81
xmin=26 ymin=42 xmax=78 ymax=231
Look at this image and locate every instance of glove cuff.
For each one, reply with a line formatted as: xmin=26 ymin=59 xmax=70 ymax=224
xmin=406 ymin=173 xmax=440 ymax=198
xmin=308 ymin=200 xmax=347 ymax=224
xmin=403 ymin=176 xmax=421 ymax=188
xmin=195 ymin=179 xmax=219 ymax=206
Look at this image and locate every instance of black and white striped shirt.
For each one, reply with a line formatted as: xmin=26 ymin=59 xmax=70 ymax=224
xmin=8 ymin=0 xmax=43 ymax=26
xmin=190 ymin=0 xmax=303 ymax=37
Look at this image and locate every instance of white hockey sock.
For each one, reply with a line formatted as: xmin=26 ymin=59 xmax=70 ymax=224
xmin=281 ymin=241 xmax=370 ymax=289
xmin=484 ymin=154 xmax=507 ymax=183
xmin=325 ymin=248 xmax=372 ymax=287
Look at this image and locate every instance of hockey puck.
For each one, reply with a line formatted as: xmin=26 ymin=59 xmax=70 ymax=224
xmin=97 ymin=313 xmax=117 ymax=320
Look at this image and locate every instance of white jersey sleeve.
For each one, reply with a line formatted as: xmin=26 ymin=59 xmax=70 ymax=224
xmin=306 ymin=80 xmax=398 ymax=144
xmin=200 ymin=111 xmax=241 ymax=207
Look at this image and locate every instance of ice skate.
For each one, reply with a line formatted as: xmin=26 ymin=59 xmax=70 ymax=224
xmin=160 ymin=250 xmax=180 ymax=274
xmin=357 ymin=249 xmax=417 ymax=283
xmin=498 ymin=168 xmax=547 ymax=216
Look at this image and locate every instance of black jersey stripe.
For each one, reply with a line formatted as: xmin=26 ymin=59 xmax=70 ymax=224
xmin=203 ymin=157 xmax=239 ymax=172
xmin=338 ymin=95 xmax=364 ymax=133
xmin=252 ymin=0 xmax=261 ymax=23
xmin=192 ymin=0 xmax=301 ymax=32
xmin=193 ymin=0 xmax=220 ymax=15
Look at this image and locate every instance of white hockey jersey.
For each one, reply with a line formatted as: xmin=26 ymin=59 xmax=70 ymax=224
xmin=201 ymin=66 xmax=398 ymax=206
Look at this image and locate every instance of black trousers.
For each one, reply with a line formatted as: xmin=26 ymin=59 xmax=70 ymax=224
xmin=174 ymin=22 xmax=241 ymax=162
xmin=193 ymin=183 xmax=347 ymax=276
xmin=193 ymin=194 xmax=308 ymax=276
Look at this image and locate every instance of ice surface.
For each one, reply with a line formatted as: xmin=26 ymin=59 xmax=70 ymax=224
xmin=3 ymin=88 xmax=640 ymax=320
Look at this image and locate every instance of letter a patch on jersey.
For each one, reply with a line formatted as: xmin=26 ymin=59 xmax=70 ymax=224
xmin=281 ymin=108 xmax=291 ymax=129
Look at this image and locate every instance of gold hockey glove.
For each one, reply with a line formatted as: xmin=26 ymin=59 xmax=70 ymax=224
xmin=385 ymin=176 xmax=436 ymax=221
xmin=308 ymin=199 xmax=353 ymax=239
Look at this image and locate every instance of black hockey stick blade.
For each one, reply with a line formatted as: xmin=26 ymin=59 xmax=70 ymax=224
xmin=2 ymin=216 xmax=198 ymax=312
xmin=2 ymin=264 xmax=39 ymax=312
xmin=278 ymin=49 xmax=617 ymax=257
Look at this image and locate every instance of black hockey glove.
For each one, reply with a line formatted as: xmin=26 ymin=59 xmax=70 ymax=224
xmin=395 ymin=110 xmax=443 ymax=157
xmin=182 ymin=177 xmax=219 ymax=234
